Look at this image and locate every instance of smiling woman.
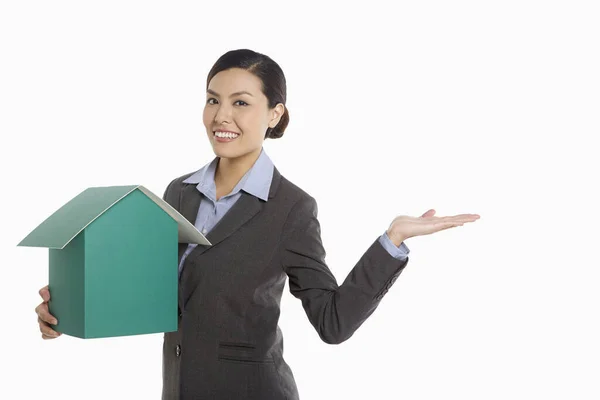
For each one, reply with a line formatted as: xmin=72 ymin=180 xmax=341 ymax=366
xmin=34 ymin=48 xmax=479 ymax=400
xmin=201 ymin=52 xmax=289 ymax=200
xmin=204 ymin=71 xmax=278 ymax=149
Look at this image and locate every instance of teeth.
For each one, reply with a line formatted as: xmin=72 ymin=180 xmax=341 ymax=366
xmin=214 ymin=131 xmax=239 ymax=139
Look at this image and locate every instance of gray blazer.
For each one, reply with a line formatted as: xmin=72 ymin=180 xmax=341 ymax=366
xmin=161 ymin=166 xmax=409 ymax=400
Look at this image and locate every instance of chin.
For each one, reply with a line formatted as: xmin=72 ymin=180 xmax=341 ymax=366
xmin=212 ymin=146 xmax=245 ymax=160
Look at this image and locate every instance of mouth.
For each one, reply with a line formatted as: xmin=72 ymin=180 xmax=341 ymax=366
xmin=213 ymin=130 xmax=240 ymax=143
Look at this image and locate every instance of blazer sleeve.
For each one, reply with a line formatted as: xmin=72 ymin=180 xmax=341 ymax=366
xmin=280 ymin=195 xmax=409 ymax=345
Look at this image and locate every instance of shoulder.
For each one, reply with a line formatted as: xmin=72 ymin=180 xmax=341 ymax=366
xmin=276 ymin=173 xmax=319 ymax=220
xmin=165 ymin=170 xmax=197 ymax=190
xmin=161 ymin=170 xmax=198 ymax=202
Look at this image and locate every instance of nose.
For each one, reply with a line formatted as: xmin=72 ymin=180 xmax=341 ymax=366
xmin=214 ymin=103 xmax=232 ymax=125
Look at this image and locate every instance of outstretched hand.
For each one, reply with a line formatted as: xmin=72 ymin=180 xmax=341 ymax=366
xmin=386 ymin=209 xmax=480 ymax=246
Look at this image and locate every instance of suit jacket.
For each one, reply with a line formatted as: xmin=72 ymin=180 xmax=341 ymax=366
xmin=161 ymin=165 xmax=410 ymax=400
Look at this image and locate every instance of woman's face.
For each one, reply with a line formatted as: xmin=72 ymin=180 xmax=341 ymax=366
xmin=203 ymin=68 xmax=284 ymax=160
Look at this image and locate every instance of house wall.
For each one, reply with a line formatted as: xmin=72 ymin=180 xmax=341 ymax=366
xmin=82 ymin=189 xmax=178 ymax=338
xmin=49 ymin=232 xmax=86 ymax=338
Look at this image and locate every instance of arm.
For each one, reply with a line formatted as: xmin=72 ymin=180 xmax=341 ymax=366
xmin=378 ymin=231 xmax=410 ymax=260
xmin=280 ymin=196 xmax=409 ymax=345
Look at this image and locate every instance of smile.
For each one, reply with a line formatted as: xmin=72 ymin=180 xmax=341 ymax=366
xmin=214 ymin=131 xmax=240 ymax=142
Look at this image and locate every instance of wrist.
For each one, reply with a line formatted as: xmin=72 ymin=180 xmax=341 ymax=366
xmin=386 ymin=230 xmax=406 ymax=247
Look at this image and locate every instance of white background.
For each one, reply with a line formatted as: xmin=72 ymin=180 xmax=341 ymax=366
xmin=1 ymin=1 xmax=599 ymax=399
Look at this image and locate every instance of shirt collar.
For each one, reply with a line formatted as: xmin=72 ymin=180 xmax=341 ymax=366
xmin=182 ymin=148 xmax=274 ymax=202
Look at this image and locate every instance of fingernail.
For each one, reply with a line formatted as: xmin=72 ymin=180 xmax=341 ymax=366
xmin=52 ymin=319 xmax=58 ymax=325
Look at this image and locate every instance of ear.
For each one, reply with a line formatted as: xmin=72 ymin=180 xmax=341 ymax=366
xmin=269 ymin=103 xmax=285 ymax=128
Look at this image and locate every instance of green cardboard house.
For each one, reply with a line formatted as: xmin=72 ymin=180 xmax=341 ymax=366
xmin=18 ymin=185 xmax=210 ymax=339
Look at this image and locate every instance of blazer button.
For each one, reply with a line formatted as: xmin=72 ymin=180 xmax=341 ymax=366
xmin=175 ymin=344 xmax=181 ymax=357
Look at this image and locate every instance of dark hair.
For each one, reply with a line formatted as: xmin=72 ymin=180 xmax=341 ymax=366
xmin=206 ymin=49 xmax=289 ymax=139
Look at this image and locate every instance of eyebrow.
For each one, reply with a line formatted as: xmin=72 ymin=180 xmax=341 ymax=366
xmin=206 ymin=89 xmax=254 ymax=97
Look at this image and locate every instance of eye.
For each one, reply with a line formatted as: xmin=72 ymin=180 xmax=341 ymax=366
xmin=205 ymin=98 xmax=248 ymax=106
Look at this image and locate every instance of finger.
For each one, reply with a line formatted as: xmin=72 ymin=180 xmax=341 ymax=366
xmin=454 ymin=216 xmax=478 ymax=224
xmin=42 ymin=333 xmax=60 ymax=340
xmin=428 ymin=219 xmax=461 ymax=225
xmin=436 ymin=223 xmax=463 ymax=232
xmin=420 ymin=209 xmax=436 ymax=218
xmin=452 ymin=214 xmax=480 ymax=220
xmin=38 ymin=317 xmax=61 ymax=337
xmin=39 ymin=285 xmax=50 ymax=302
xmin=36 ymin=303 xmax=58 ymax=325
xmin=40 ymin=325 xmax=61 ymax=338
xmin=436 ymin=221 xmax=464 ymax=230
xmin=436 ymin=215 xmax=478 ymax=223
xmin=416 ymin=215 xmax=442 ymax=222
xmin=444 ymin=218 xmax=475 ymax=225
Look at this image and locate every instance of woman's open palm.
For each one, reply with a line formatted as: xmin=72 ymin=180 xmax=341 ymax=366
xmin=387 ymin=209 xmax=480 ymax=243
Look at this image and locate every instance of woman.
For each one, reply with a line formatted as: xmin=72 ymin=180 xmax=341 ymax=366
xmin=35 ymin=49 xmax=480 ymax=399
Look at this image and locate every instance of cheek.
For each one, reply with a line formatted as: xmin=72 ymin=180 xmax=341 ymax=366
xmin=203 ymin=107 xmax=214 ymax=126
xmin=243 ymin=114 xmax=266 ymax=135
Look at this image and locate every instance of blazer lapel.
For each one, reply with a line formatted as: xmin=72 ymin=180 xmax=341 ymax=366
xmin=177 ymin=183 xmax=202 ymax=313
xmin=180 ymin=191 xmax=262 ymax=308
xmin=179 ymin=183 xmax=203 ymax=225
xmin=178 ymin=167 xmax=282 ymax=310
xmin=178 ymin=183 xmax=203 ymax=259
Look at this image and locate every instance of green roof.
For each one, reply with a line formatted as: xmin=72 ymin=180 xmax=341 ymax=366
xmin=18 ymin=185 xmax=211 ymax=249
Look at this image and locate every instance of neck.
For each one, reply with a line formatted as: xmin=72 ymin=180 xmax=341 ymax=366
xmin=214 ymin=148 xmax=262 ymax=190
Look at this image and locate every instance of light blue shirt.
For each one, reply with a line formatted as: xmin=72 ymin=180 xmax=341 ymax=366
xmin=178 ymin=148 xmax=409 ymax=277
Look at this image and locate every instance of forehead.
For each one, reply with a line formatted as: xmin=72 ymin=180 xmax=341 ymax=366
xmin=207 ymin=68 xmax=264 ymax=96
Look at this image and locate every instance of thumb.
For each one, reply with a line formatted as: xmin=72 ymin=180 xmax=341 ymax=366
xmin=39 ymin=286 xmax=50 ymax=302
xmin=421 ymin=209 xmax=436 ymax=218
